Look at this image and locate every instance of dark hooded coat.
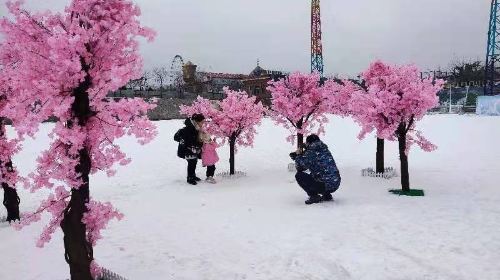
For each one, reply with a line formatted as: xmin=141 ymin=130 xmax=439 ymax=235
xmin=174 ymin=118 xmax=203 ymax=159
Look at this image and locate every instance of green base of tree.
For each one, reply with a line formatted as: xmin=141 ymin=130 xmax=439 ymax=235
xmin=389 ymin=189 xmax=425 ymax=197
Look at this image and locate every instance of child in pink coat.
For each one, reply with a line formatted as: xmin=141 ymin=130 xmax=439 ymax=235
xmin=200 ymin=131 xmax=219 ymax=183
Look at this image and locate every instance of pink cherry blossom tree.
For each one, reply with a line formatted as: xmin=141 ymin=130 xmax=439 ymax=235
xmin=180 ymin=88 xmax=265 ymax=175
xmin=267 ymin=72 xmax=345 ymax=150
xmin=213 ymin=89 xmax=265 ymax=175
xmin=349 ymin=61 xmax=444 ymax=191
xmin=0 ymin=66 xmax=40 ymax=223
xmin=0 ymin=1 xmax=156 ymax=279
xmin=349 ymin=74 xmax=388 ymax=174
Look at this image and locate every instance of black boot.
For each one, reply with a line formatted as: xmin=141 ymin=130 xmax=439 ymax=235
xmin=187 ymin=178 xmax=198 ymax=185
xmin=305 ymin=195 xmax=322 ymax=205
xmin=194 ymin=176 xmax=202 ymax=182
xmin=322 ymin=193 xmax=333 ymax=202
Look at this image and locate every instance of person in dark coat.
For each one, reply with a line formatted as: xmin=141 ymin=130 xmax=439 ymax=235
xmin=174 ymin=114 xmax=205 ymax=185
xmin=290 ymin=134 xmax=341 ymax=205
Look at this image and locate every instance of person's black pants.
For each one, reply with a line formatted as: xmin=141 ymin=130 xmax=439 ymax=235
xmin=187 ymin=159 xmax=198 ymax=179
xmin=295 ymin=171 xmax=327 ymax=197
xmin=206 ymin=165 xmax=216 ymax=177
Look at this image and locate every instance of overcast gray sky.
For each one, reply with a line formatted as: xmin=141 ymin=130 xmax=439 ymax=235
xmin=0 ymin=0 xmax=489 ymax=76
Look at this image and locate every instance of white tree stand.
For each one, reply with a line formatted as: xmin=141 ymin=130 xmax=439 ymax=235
xmin=96 ymin=268 xmax=128 ymax=280
xmin=216 ymin=171 xmax=247 ymax=178
xmin=361 ymin=167 xmax=398 ymax=179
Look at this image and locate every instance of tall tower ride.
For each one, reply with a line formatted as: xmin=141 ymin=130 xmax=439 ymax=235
xmin=485 ymin=0 xmax=500 ymax=95
xmin=311 ymin=0 xmax=324 ymax=76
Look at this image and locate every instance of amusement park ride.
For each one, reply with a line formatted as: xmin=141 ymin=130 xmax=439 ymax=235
xmin=477 ymin=0 xmax=500 ymax=115
xmin=168 ymin=55 xmax=184 ymax=86
xmin=311 ymin=0 xmax=324 ymax=76
xmin=170 ymin=0 xmax=326 ymax=79
xmin=485 ymin=0 xmax=500 ymax=96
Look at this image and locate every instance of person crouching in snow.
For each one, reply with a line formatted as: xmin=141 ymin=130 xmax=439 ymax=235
xmin=200 ymin=131 xmax=219 ymax=184
xmin=290 ymin=134 xmax=341 ymax=205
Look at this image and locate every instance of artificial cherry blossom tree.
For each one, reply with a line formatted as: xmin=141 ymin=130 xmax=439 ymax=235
xmin=267 ymin=72 xmax=349 ymax=149
xmin=0 ymin=1 xmax=156 ymax=279
xmin=0 ymin=63 xmax=40 ymax=223
xmin=350 ymin=72 xmax=388 ymax=174
xmin=349 ymin=61 xmax=444 ymax=192
xmin=180 ymin=88 xmax=265 ymax=175
xmin=213 ymin=89 xmax=265 ymax=175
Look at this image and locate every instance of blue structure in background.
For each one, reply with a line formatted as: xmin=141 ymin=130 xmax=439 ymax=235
xmin=485 ymin=0 xmax=500 ymax=96
xmin=477 ymin=95 xmax=500 ymax=115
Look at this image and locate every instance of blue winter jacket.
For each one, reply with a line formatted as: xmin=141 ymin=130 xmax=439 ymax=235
xmin=295 ymin=141 xmax=341 ymax=192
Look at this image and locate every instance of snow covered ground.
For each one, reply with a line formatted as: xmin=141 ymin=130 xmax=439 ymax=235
xmin=1 ymin=115 xmax=499 ymax=280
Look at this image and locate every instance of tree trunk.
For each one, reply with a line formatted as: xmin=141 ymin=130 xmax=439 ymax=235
xmin=397 ymin=123 xmax=410 ymax=191
xmin=376 ymin=138 xmax=385 ymax=173
xmin=60 ymin=58 xmax=93 ymax=280
xmin=229 ymin=133 xmax=236 ymax=175
xmin=61 ymin=148 xmax=92 ymax=280
xmin=297 ymin=119 xmax=304 ymax=150
xmin=0 ymin=119 xmax=20 ymax=222
xmin=297 ymin=133 xmax=304 ymax=151
xmin=2 ymin=182 xmax=20 ymax=222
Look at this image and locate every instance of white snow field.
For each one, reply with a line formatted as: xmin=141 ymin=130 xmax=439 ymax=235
xmin=1 ymin=115 xmax=499 ymax=280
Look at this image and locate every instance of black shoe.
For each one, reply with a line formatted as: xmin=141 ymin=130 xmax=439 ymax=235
xmin=305 ymin=195 xmax=322 ymax=205
xmin=322 ymin=193 xmax=333 ymax=202
xmin=187 ymin=178 xmax=198 ymax=185
xmin=194 ymin=176 xmax=202 ymax=182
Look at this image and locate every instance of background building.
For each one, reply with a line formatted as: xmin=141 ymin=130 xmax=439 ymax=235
xmin=243 ymin=64 xmax=287 ymax=105
xmin=181 ymin=61 xmax=287 ymax=105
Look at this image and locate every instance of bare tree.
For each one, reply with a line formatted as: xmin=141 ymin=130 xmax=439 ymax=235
xmin=152 ymin=67 xmax=169 ymax=90
xmin=173 ymin=73 xmax=185 ymax=98
xmin=125 ymin=78 xmax=141 ymax=90
xmin=126 ymin=71 xmax=151 ymax=91
xmin=448 ymin=59 xmax=484 ymax=85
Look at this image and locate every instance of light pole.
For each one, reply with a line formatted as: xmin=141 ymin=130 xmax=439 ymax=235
xmin=449 ymin=85 xmax=452 ymax=113
xmin=465 ymin=85 xmax=470 ymax=106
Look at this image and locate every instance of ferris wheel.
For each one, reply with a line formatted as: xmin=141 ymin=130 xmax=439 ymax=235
xmin=168 ymin=55 xmax=184 ymax=86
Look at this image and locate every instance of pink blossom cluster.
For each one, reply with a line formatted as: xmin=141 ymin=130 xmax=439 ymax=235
xmin=1 ymin=0 xmax=157 ymax=258
xmin=83 ymin=200 xmax=124 ymax=246
xmin=180 ymin=88 xmax=266 ymax=148
xmin=179 ymin=96 xmax=219 ymax=134
xmin=212 ymin=88 xmax=265 ymax=147
xmin=12 ymin=186 xmax=70 ymax=247
xmin=323 ymin=79 xmax=365 ymax=117
xmin=267 ymin=72 xmax=352 ymax=145
xmin=349 ymin=61 xmax=444 ymax=153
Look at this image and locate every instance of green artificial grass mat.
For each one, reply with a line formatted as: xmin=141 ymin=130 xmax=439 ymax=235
xmin=388 ymin=189 xmax=425 ymax=197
